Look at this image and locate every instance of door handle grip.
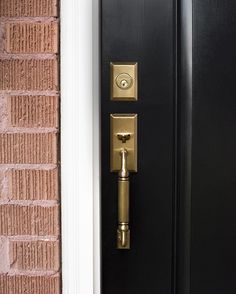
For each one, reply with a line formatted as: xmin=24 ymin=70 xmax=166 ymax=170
xmin=117 ymin=149 xmax=130 ymax=249
xmin=110 ymin=114 xmax=137 ymax=249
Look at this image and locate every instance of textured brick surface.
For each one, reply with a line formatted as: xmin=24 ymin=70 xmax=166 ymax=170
xmin=8 ymin=96 xmax=59 ymax=128
xmin=0 ymin=0 xmax=58 ymax=17
xmin=9 ymin=169 xmax=58 ymax=200
xmin=0 ymin=133 xmax=57 ymax=164
xmin=10 ymin=240 xmax=60 ymax=271
xmin=0 ymin=205 xmax=59 ymax=236
xmin=0 ymin=275 xmax=60 ymax=294
xmin=0 ymin=59 xmax=58 ymax=91
xmin=6 ymin=22 xmax=59 ymax=54
xmin=0 ymin=237 xmax=9 ymax=273
xmin=0 ymin=0 xmax=60 ymax=290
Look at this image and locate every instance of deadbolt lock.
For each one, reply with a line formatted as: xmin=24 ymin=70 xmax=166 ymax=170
xmin=116 ymin=73 xmax=133 ymax=90
xmin=111 ymin=62 xmax=138 ymax=101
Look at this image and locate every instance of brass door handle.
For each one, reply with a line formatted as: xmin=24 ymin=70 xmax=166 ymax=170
xmin=117 ymin=148 xmax=130 ymax=248
xmin=110 ymin=114 xmax=137 ymax=249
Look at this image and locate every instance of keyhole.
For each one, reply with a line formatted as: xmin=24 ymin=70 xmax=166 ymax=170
xmin=120 ymin=80 xmax=129 ymax=88
xmin=116 ymin=73 xmax=133 ymax=90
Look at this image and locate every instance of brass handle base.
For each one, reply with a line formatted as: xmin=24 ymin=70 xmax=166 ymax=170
xmin=117 ymin=224 xmax=130 ymax=249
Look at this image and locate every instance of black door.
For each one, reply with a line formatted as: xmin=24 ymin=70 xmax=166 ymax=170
xmin=101 ymin=1 xmax=236 ymax=293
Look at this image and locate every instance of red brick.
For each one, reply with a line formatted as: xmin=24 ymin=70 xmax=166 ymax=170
xmin=0 ymin=275 xmax=60 ymax=294
xmin=9 ymin=169 xmax=59 ymax=200
xmin=10 ymin=240 xmax=60 ymax=271
xmin=0 ymin=0 xmax=60 ymax=289
xmin=0 ymin=205 xmax=59 ymax=236
xmin=0 ymin=0 xmax=57 ymax=17
xmin=0 ymin=237 xmax=8 ymax=273
xmin=6 ymin=22 xmax=59 ymax=54
xmin=0 ymin=59 xmax=58 ymax=91
xmin=0 ymin=133 xmax=57 ymax=164
xmin=8 ymin=96 xmax=59 ymax=128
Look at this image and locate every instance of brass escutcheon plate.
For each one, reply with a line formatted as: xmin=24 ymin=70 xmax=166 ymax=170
xmin=110 ymin=114 xmax=137 ymax=172
xmin=110 ymin=62 xmax=138 ymax=101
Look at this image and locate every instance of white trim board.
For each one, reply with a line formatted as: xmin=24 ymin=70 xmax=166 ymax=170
xmin=61 ymin=0 xmax=100 ymax=293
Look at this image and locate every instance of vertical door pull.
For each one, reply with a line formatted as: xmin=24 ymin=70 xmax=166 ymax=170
xmin=110 ymin=114 xmax=137 ymax=249
xmin=117 ymin=148 xmax=130 ymax=248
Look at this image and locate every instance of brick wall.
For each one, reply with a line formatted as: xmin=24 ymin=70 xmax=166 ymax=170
xmin=0 ymin=0 xmax=60 ymax=293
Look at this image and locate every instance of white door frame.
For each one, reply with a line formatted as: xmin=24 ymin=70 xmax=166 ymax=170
xmin=61 ymin=0 xmax=100 ymax=293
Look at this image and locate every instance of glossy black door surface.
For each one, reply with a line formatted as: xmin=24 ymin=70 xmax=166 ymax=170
xmin=101 ymin=0 xmax=236 ymax=293
xmin=101 ymin=0 xmax=175 ymax=293
xmin=189 ymin=1 xmax=236 ymax=293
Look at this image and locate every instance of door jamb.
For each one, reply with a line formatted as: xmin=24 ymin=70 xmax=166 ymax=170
xmin=61 ymin=0 xmax=100 ymax=293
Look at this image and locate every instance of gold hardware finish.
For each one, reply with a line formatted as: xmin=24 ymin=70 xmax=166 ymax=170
xmin=117 ymin=224 xmax=130 ymax=249
xmin=110 ymin=114 xmax=137 ymax=172
xmin=117 ymin=133 xmax=131 ymax=143
xmin=117 ymin=149 xmax=130 ymax=249
xmin=116 ymin=73 xmax=133 ymax=90
xmin=110 ymin=62 xmax=138 ymax=101
xmin=110 ymin=114 xmax=138 ymax=249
